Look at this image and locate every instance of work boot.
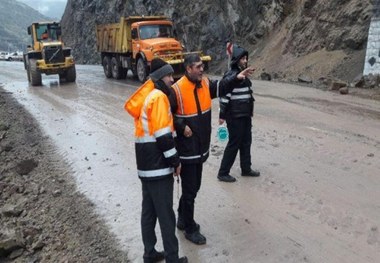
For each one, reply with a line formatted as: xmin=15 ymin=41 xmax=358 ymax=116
xmin=177 ymin=217 xmax=200 ymax=231
xmin=241 ymin=169 xmax=260 ymax=177
xmin=143 ymin=250 xmax=165 ymax=263
xmin=217 ymin=174 xmax=236 ymax=182
xmin=178 ymin=256 xmax=188 ymax=263
xmin=184 ymin=230 xmax=206 ymax=245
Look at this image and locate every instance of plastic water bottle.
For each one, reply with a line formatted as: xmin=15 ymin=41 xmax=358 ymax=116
xmin=217 ymin=125 xmax=229 ymax=142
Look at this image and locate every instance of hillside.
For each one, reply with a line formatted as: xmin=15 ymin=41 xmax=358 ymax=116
xmin=61 ymin=0 xmax=372 ymax=83
xmin=0 ymin=0 xmax=52 ymax=52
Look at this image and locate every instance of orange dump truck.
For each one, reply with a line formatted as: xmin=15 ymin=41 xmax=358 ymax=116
xmin=96 ymin=16 xmax=211 ymax=82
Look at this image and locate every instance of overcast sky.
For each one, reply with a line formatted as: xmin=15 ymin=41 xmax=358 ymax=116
xmin=18 ymin=0 xmax=68 ymax=20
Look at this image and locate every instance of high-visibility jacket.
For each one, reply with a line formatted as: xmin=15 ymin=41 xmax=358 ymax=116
xmin=124 ymin=79 xmax=179 ymax=180
xmin=171 ymin=74 xmax=238 ymax=164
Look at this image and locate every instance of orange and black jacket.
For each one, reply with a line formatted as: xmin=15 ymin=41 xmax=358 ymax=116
xmin=171 ymin=74 xmax=239 ymax=164
xmin=124 ymin=79 xmax=179 ymax=180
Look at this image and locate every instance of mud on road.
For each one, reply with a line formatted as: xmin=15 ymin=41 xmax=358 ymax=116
xmin=1 ymin=61 xmax=380 ymax=263
xmin=0 ymin=88 xmax=128 ymax=262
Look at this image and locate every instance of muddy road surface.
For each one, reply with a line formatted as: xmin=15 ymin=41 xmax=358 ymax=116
xmin=1 ymin=61 xmax=379 ymax=263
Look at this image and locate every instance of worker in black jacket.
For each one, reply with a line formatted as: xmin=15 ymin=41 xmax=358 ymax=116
xmin=217 ymin=45 xmax=261 ymax=182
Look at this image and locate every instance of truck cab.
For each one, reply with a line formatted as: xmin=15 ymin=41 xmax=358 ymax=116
xmin=130 ymin=20 xmax=183 ymax=81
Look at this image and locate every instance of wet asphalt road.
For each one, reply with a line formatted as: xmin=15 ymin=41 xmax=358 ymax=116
xmin=1 ymin=61 xmax=380 ymax=263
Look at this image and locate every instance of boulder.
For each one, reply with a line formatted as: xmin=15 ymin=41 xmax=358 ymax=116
xmin=330 ymin=80 xmax=347 ymax=90
xmin=260 ymin=72 xmax=272 ymax=81
xmin=298 ymin=75 xmax=313 ymax=83
xmin=339 ymin=87 xmax=349 ymax=94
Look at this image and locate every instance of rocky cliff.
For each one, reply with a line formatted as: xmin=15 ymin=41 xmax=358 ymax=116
xmin=61 ymin=0 xmax=372 ymax=82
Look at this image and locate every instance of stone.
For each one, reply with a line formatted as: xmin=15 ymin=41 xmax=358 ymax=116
xmin=298 ymin=75 xmax=313 ymax=83
xmin=339 ymin=87 xmax=349 ymax=94
xmin=1 ymin=204 xmax=23 ymax=217
xmin=330 ymin=80 xmax=347 ymax=90
xmin=260 ymin=72 xmax=272 ymax=81
xmin=15 ymin=159 xmax=38 ymax=175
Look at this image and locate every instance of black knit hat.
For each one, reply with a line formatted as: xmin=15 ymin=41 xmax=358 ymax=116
xmin=149 ymin=58 xmax=174 ymax=81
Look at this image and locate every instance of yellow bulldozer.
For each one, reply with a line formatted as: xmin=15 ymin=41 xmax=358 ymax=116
xmin=23 ymin=21 xmax=76 ymax=86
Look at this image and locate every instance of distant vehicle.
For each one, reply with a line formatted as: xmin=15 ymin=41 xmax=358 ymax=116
xmin=0 ymin=51 xmax=10 ymax=61
xmin=8 ymin=51 xmax=24 ymax=61
xmin=24 ymin=21 xmax=76 ymax=86
xmin=96 ymin=16 xmax=211 ymax=83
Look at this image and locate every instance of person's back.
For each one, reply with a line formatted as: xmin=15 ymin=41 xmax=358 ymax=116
xmin=124 ymin=58 xmax=188 ymax=263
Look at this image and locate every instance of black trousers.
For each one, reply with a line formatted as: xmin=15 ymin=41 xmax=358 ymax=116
xmin=218 ymin=116 xmax=252 ymax=176
xmin=141 ymin=176 xmax=179 ymax=262
xmin=177 ymin=162 xmax=203 ymax=233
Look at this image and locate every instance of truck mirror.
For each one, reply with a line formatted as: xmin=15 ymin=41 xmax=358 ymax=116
xmin=27 ymin=26 xmax=31 ymax=35
xmin=131 ymin=29 xmax=137 ymax=39
xmin=173 ymin=29 xmax=178 ymax=38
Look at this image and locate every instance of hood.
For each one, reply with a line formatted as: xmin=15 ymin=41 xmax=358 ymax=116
xmin=230 ymin=45 xmax=248 ymax=67
xmin=124 ymin=79 xmax=154 ymax=118
xmin=140 ymin=38 xmax=182 ymax=51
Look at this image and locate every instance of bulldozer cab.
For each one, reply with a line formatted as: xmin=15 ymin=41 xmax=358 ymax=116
xmin=28 ymin=22 xmax=62 ymax=51
xmin=24 ymin=21 xmax=76 ymax=86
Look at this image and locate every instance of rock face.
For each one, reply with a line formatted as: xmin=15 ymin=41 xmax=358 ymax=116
xmin=61 ymin=0 xmax=372 ymax=82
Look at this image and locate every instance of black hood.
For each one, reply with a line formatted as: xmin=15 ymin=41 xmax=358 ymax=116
xmin=230 ymin=45 xmax=248 ymax=67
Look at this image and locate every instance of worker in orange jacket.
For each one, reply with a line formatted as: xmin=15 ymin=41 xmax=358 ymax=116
xmin=125 ymin=58 xmax=187 ymax=263
xmin=171 ymin=53 xmax=254 ymax=245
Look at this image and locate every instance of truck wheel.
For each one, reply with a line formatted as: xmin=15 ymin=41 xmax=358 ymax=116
xmin=66 ymin=66 xmax=76 ymax=82
xmin=59 ymin=73 xmax=65 ymax=82
xmin=103 ymin=56 xmax=112 ymax=78
xmin=30 ymin=59 xmax=42 ymax=86
xmin=131 ymin=66 xmax=138 ymax=79
xmin=120 ymin=68 xmax=128 ymax=79
xmin=26 ymin=63 xmax=31 ymax=82
xmin=137 ymin=58 xmax=147 ymax=83
xmin=111 ymin=57 xmax=123 ymax=79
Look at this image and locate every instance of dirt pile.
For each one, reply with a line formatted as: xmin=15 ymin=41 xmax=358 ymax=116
xmin=0 ymin=87 xmax=128 ymax=263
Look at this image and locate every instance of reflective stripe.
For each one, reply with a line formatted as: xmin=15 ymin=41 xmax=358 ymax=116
xmin=220 ymin=98 xmax=229 ymax=103
xmin=174 ymin=108 xmax=210 ymax=118
xmin=138 ymin=167 xmax=174 ymax=177
xmin=163 ymin=147 xmax=177 ymax=158
xmin=173 ymin=83 xmax=184 ymax=115
xmin=179 ymin=150 xmax=209 ymax=160
xmin=154 ymin=126 xmax=172 ymax=138
xmin=180 ymin=155 xmax=201 ymax=160
xmin=172 ymin=131 xmax=177 ymax=138
xmin=230 ymin=94 xmax=252 ymax=100
xmin=135 ymin=136 xmax=156 ymax=143
xmin=142 ymin=89 xmax=161 ymax=134
xmin=216 ymin=80 xmax=220 ymax=98
xmin=226 ymin=93 xmax=232 ymax=97
xmin=233 ymin=87 xmax=250 ymax=92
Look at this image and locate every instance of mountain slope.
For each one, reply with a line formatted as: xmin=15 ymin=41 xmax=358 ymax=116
xmin=0 ymin=0 xmax=52 ymax=51
xmin=61 ymin=0 xmax=372 ymax=82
